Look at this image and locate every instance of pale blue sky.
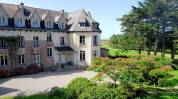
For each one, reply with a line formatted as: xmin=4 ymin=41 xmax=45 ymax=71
xmin=0 ymin=0 xmax=142 ymax=39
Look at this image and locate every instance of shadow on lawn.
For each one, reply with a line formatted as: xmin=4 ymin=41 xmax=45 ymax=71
xmin=0 ymin=87 xmax=19 ymax=96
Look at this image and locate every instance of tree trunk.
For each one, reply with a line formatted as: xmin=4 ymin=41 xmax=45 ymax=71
xmin=171 ymin=48 xmax=175 ymax=60
xmin=154 ymin=32 xmax=158 ymax=56
xmin=138 ymin=45 xmax=142 ymax=54
xmin=161 ymin=18 xmax=166 ymax=58
xmin=147 ymin=33 xmax=151 ymax=56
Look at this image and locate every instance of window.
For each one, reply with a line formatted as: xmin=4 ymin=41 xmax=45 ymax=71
xmin=60 ymin=37 xmax=65 ymax=46
xmin=93 ymin=51 xmax=97 ymax=57
xmin=59 ymin=23 xmax=66 ymax=29
xmin=80 ymin=51 xmax=85 ymax=61
xmin=47 ymin=33 xmax=52 ymax=42
xmin=18 ymin=54 xmax=25 ymax=64
xmin=33 ymin=36 xmax=40 ymax=47
xmin=18 ymin=36 xmax=25 ymax=48
xmin=33 ymin=53 xmax=40 ymax=63
xmin=93 ymin=35 xmax=98 ymax=46
xmin=17 ymin=18 xmax=23 ymax=27
xmin=80 ymin=23 xmax=86 ymax=27
xmin=93 ymin=23 xmax=99 ymax=29
xmin=32 ymin=19 xmax=39 ymax=28
xmin=0 ymin=37 xmax=7 ymax=48
xmin=80 ymin=36 xmax=85 ymax=45
xmin=0 ymin=17 xmax=5 ymax=26
xmin=47 ymin=48 xmax=52 ymax=57
xmin=0 ymin=56 xmax=8 ymax=67
xmin=46 ymin=21 xmax=52 ymax=28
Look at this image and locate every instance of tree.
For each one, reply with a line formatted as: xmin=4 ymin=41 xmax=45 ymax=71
xmin=120 ymin=0 xmax=178 ymax=57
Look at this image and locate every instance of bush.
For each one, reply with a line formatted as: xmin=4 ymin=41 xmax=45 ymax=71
xmin=79 ymin=86 xmax=117 ymax=99
xmin=149 ymin=69 xmax=168 ymax=79
xmin=66 ymin=77 xmax=93 ymax=99
xmin=148 ymin=69 xmax=168 ymax=84
xmin=0 ymin=69 xmax=10 ymax=78
xmin=49 ymin=87 xmax=66 ymax=98
xmin=26 ymin=64 xmax=41 ymax=74
xmin=13 ymin=67 xmax=26 ymax=75
xmin=158 ymin=78 xmax=178 ymax=87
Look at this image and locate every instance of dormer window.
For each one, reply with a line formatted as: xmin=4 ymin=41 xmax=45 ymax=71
xmin=46 ymin=21 xmax=53 ymax=28
xmin=59 ymin=22 xmax=66 ymax=29
xmin=16 ymin=18 xmax=23 ymax=27
xmin=80 ymin=23 xmax=86 ymax=27
xmin=32 ymin=19 xmax=39 ymax=28
xmin=93 ymin=23 xmax=99 ymax=29
xmin=0 ymin=17 xmax=6 ymax=26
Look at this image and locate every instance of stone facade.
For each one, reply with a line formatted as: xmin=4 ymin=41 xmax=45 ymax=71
xmin=0 ymin=3 xmax=101 ymax=70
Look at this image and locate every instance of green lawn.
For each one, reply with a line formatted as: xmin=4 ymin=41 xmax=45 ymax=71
xmin=104 ymin=46 xmax=178 ymax=59
xmin=169 ymin=70 xmax=178 ymax=80
xmin=0 ymin=94 xmax=60 ymax=99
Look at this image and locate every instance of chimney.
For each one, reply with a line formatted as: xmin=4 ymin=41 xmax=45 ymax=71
xmin=19 ymin=2 xmax=24 ymax=8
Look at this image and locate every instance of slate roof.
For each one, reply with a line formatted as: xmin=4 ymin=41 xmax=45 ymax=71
xmin=0 ymin=3 xmax=101 ymax=32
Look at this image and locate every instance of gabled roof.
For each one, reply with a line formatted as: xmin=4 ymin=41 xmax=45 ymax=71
xmin=0 ymin=3 xmax=101 ymax=32
xmin=29 ymin=8 xmax=41 ymax=19
xmin=0 ymin=4 xmax=9 ymax=17
xmin=42 ymin=11 xmax=54 ymax=21
xmin=55 ymin=11 xmax=66 ymax=22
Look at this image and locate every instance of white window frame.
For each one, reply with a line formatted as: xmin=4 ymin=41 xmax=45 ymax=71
xmin=18 ymin=36 xmax=25 ymax=48
xmin=32 ymin=19 xmax=39 ymax=28
xmin=59 ymin=23 xmax=66 ymax=29
xmin=93 ymin=35 xmax=98 ymax=46
xmin=47 ymin=47 xmax=52 ymax=57
xmin=0 ymin=17 xmax=5 ymax=26
xmin=80 ymin=51 xmax=85 ymax=61
xmin=93 ymin=51 xmax=97 ymax=57
xmin=18 ymin=54 xmax=25 ymax=64
xmin=47 ymin=33 xmax=52 ymax=42
xmin=46 ymin=21 xmax=52 ymax=28
xmin=80 ymin=35 xmax=85 ymax=45
xmin=0 ymin=55 xmax=8 ymax=67
xmin=33 ymin=36 xmax=40 ymax=47
xmin=16 ymin=18 xmax=23 ymax=27
xmin=33 ymin=53 xmax=40 ymax=63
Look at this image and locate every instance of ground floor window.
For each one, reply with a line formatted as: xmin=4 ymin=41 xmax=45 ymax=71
xmin=18 ymin=54 xmax=25 ymax=64
xmin=93 ymin=51 xmax=97 ymax=57
xmin=0 ymin=56 xmax=8 ymax=67
xmin=80 ymin=51 xmax=85 ymax=61
xmin=47 ymin=48 xmax=52 ymax=57
xmin=33 ymin=53 xmax=40 ymax=63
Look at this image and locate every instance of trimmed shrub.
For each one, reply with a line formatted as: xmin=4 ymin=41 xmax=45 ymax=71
xmin=49 ymin=87 xmax=66 ymax=98
xmin=79 ymin=85 xmax=130 ymax=99
xmin=158 ymin=78 xmax=178 ymax=87
xmin=148 ymin=69 xmax=168 ymax=84
xmin=13 ymin=67 xmax=26 ymax=75
xmin=149 ymin=69 xmax=168 ymax=79
xmin=26 ymin=64 xmax=41 ymax=74
xmin=0 ymin=69 xmax=10 ymax=78
xmin=66 ymin=77 xmax=93 ymax=99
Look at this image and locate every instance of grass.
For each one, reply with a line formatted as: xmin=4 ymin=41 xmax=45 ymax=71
xmin=168 ymin=70 xmax=178 ymax=80
xmin=0 ymin=94 xmax=60 ymax=99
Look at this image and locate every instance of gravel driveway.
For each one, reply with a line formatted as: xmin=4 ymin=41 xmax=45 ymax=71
xmin=0 ymin=70 xmax=97 ymax=96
